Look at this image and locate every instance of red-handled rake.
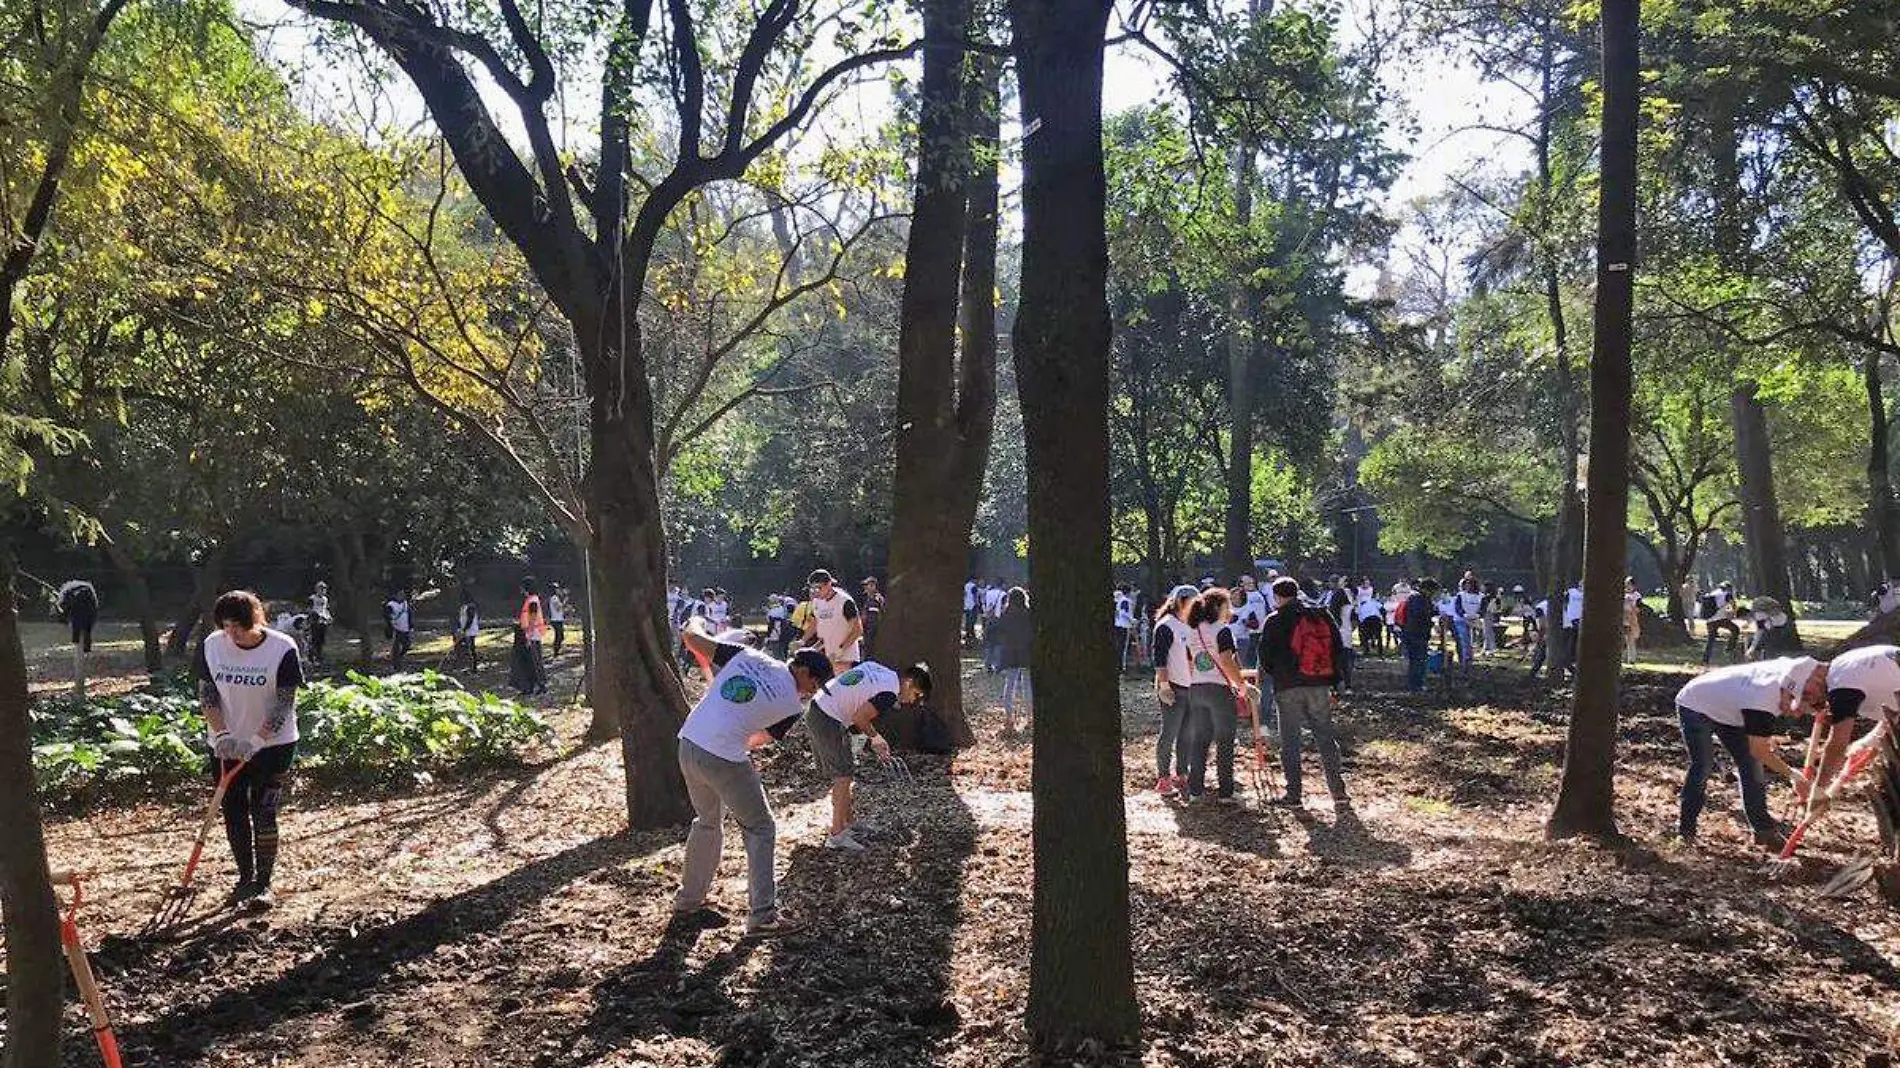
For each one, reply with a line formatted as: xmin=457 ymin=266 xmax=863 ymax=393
xmin=53 ymin=870 xmax=125 ymax=1068
xmin=142 ymin=758 xmax=246 ymax=934
xmin=1769 ymin=723 xmax=1888 ymax=876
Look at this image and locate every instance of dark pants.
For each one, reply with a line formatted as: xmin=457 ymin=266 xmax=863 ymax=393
xmin=309 ymin=619 xmax=328 ymax=662
xmin=551 ymin=621 xmax=566 ymax=657
xmin=70 ymin=614 xmax=95 ymax=653
xmin=391 ymin=630 xmax=412 ymax=671
xmin=1278 ymin=687 xmax=1347 ymax=802
xmin=1401 ymin=632 xmax=1429 ymax=691
xmin=1677 ymin=706 xmax=1772 ymax=838
xmin=214 ymin=742 xmax=296 ymax=888
xmin=1357 ymin=618 xmax=1383 ymax=656
xmin=459 ymin=633 xmax=480 ymax=671
xmin=963 ymin=609 xmax=978 ymax=642
xmin=1702 ymin=620 xmax=1741 ymax=665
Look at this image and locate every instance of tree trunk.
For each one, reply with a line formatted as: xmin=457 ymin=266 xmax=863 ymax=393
xmin=1009 ymin=0 xmax=1140 ymax=1049
xmin=0 ymin=549 xmax=66 ymax=1068
xmin=880 ymin=0 xmax=990 ymax=748
xmin=1549 ymin=0 xmax=1637 ymax=842
xmin=1867 ymin=345 xmax=1899 ymax=583
xmin=166 ymin=545 xmax=225 ymax=658
xmin=1732 ymin=385 xmax=1799 ymax=637
xmin=1537 ymin=21 xmax=1583 ymax=689
xmin=1221 ymin=143 xmax=1258 ymax=582
xmin=583 ymin=314 xmax=693 ymax=829
xmin=572 ymin=536 xmax=612 ymax=742
xmin=100 ymin=538 xmax=162 ymax=673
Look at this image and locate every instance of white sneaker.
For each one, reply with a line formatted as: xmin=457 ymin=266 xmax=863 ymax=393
xmin=825 ymin=831 xmax=867 ymax=852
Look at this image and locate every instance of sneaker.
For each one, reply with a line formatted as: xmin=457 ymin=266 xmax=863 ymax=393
xmin=1172 ymin=775 xmax=1190 ymax=794
xmin=224 ymin=880 xmax=258 ymax=908
xmin=669 ymin=906 xmax=728 ymax=930
xmin=1269 ymin=794 xmax=1303 ymax=808
xmin=241 ymin=888 xmax=275 ymax=912
xmin=1156 ymin=776 xmax=1178 ymax=799
xmin=825 ymin=831 xmax=867 ymax=853
xmin=744 ymin=911 xmax=802 ymax=938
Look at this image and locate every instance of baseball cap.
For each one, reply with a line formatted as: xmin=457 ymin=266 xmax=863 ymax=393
xmin=1780 ymin=656 xmax=1822 ymax=697
xmin=789 ymin=648 xmax=834 ymax=683
xmin=808 ymin=569 xmax=834 ymax=585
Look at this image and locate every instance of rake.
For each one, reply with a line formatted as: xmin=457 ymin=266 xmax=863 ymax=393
xmin=53 ymin=870 xmax=125 ymax=1068
xmin=1768 ymin=721 xmax=1889 ymax=877
xmin=142 ymin=758 xmax=245 ymax=934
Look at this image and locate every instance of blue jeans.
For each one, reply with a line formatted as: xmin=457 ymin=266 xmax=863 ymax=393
xmin=1239 ymin=634 xmax=1260 ymax=670
xmin=1451 ymin=617 xmax=1472 ymax=666
xmin=1001 ymin=667 xmax=1033 ymax=718
xmin=1677 ymin=707 xmax=1773 ymax=838
xmin=1401 ymin=633 xmax=1429 ymax=691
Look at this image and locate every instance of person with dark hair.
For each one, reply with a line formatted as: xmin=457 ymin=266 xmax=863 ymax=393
xmin=903 ymin=662 xmax=953 ymax=754
xmin=1354 ymin=581 xmax=1385 ymax=657
xmin=1259 ymin=576 xmax=1349 ymax=809
xmin=804 ymin=658 xmax=922 ymax=851
xmin=57 ymin=578 xmax=99 ymax=654
xmin=859 ymin=577 xmax=886 ymax=657
xmin=801 ymin=569 xmax=863 ymax=672
xmin=517 ymin=578 xmax=548 ymax=695
xmin=1182 ymin=587 xmax=1248 ymax=803
xmin=384 ymin=588 xmax=413 ymax=672
xmin=1700 ymin=580 xmax=1741 ymax=665
xmin=962 ymin=578 xmax=980 ymax=643
xmin=1113 ymin=585 xmax=1136 ymax=672
xmin=195 ymin=590 xmax=303 ymax=910
xmin=672 ymin=618 xmax=832 ymax=936
xmin=992 ymin=587 xmax=1034 ymax=733
xmin=1398 ymin=580 xmax=1437 ymax=694
xmin=456 ymin=588 xmax=481 ymax=672
xmin=308 ymin=581 xmax=332 ymax=665
xmin=1151 ymin=584 xmax=1202 ymax=799
xmin=547 ymin=583 xmax=568 ymax=658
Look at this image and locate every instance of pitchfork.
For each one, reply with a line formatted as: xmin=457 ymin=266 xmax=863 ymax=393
xmin=142 ymin=758 xmax=245 ymax=934
xmin=52 ymin=870 xmax=125 ymax=1068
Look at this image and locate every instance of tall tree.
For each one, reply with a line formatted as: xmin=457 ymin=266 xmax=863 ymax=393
xmin=288 ymin=0 xmax=918 ymax=826
xmin=1009 ymin=0 xmax=1138 ymax=1048
xmin=879 ymin=0 xmax=997 ymax=747
xmin=1548 ymin=0 xmax=1638 ymax=840
xmin=0 ymin=549 xmax=63 ymax=1068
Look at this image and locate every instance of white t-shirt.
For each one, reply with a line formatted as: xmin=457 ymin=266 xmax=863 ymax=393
xmin=1828 ymin=645 xmax=1900 ymax=724
xmin=707 ymin=598 xmax=730 ymax=626
xmin=1240 ymin=591 xmax=1269 ymax=632
xmin=1182 ymin=623 xmax=1232 ymax=686
xmin=677 ymin=644 xmax=805 ymax=762
xmin=1456 ymin=590 xmax=1484 ymax=619
xmin=1676 ymin=659 xmax=1795 ymax=731
xmin=547 ymin=594 xmax=566 ymax=623
xmin=1113 ymin=594 xmax=1134 ymax=629
xmin=197 ymin=628 xmax=303 ymax=747
xmin=1355 ymin=595 xmax=1382 ymax=622
xmin=1704 ymin=589 xmax=1735 ymax=621
xmin=814 ymin=661 xmax=900 ymax=727
xmin=458 ymin=603 xmax=480 ymax=636
xmin=810 ymin=590 xmax=862 ymax=662
xmin=310 ymin=592 xmax=331 ymax=623
xmin=386 ymin=599 xmax=412 ymax=634
xmin=983 ymin=586 xmax=1006 ymax=617
xmin=1155 ymin=616 xmax=1195 ymax=683
xmin=1563 ymin=588 xmax=1584 ymax=628
xmin=963 ymin=582 xmax=978 ymax=612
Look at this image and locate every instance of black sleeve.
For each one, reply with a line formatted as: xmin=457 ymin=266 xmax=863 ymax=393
xmin=1741 ymin=708 xmax=1777 ymax=738
xmin=710 ymin=642 xmax=744 ymax=670
xmin=842 ymin=597 xmax=859 ymax=620
xmin=275 ymin=648 xmax=304 ymax=689
xmin=1217 ymin=628 xmax=1236 ymax=654
xmin=194 ymin=642 xmax=212 ymax=683
xmin=869 ymin=691 xmax=898 ymax=716
xmin=1828 ymin=688 xmax=1867 ymax=724
xmin=1152 ymin=625 xmax=1174 ymax=669
xmin=765 ymin=713 xmax=801 ymax=740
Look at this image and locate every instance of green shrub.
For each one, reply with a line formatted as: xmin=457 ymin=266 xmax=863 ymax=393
xmin=30 ymin=671 xmax=551 ymax=794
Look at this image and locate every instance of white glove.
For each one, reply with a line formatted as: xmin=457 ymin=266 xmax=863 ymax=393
xmin=212 ymin=732 xmax=240 ymax=761
xmin=232 ymin=736 xmax=260 ymax=762
xmin=1156 ymin=685 xmax=1175 ymax=707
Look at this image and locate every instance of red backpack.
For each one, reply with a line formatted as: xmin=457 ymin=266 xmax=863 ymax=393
xmin=1291 ymin=610 xmax=1337 ymax=679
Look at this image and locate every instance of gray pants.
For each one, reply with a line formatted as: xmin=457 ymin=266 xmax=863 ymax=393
xmin=1157 ymin=685 xmax=1191 ymax=779
xmin=1278 ymin=686 xmax=1347 ymax=802
xmin=674 ymin=737 xmax=778 ymax=925
xmin=1185 ymin=683 xmax=1239 ymax=797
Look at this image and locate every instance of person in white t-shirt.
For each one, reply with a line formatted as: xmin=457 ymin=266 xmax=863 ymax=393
xmin=547 ymin=583 xmax=569 ymax=657
xmin=1673 ymin=656 xmax=1817 ymax=848
xmin=1150 ymin=585 xmax=1202 ymax=799
xmin=308 ymin=581 xmax=332 ymax=665
xmin=801 ymin=569 xmax=864 ymax=671
xmin=1234 ymin=575 xmax=1269 ymax=670
xmin=804 ymin=660 xmax=930 ymax=852
xmin=384 ymin=589 xmax=414 ymax=671
xmin=981 ymin=580 xmax=1008 ymax=673
xmin=1113 ymin=586 xmax=1136 ymax=672
xmin=455 ymin=589 xmax=482 ymax=672
xmin=1623 ymin=577 xmax=1643 ymax=663
xmin=1353 ymin=581 xmax=1385 ymax=656
xmin=1798 ymin=645 xmax=1900 ymax=824
xmin=673 ymin=618 xmax=832 ymax=937
xmin=1700 ymin=581 xmax=1741 ymax=664
xmin=963 ymin=578 xmax=980 ymax=642
xmin=196 ymin=590 xmax=304 ymax=911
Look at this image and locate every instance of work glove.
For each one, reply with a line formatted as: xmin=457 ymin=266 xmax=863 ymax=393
xmin=1156 ymin=685 xmax=1175 ymax=707
xmin=211 ymin=732 xmax=240 ymax=761
xmin=231 ymin=736 xmax=260 ymax=762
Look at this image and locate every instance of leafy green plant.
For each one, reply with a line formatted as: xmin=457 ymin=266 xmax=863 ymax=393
xmin=31 ymin=671 xmax=551 ymax=795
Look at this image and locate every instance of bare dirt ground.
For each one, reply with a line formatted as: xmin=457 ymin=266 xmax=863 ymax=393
xmin=15 ymin=633 xmax=1900 ymax=1066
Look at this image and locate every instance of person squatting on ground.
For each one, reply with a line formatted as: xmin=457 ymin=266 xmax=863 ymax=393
xmin=1355 ymin=579 xmax=1385 ymax=657
xmin=384 ymin=588 xmax=413 ymax=671
xmin=991 ymin=587 xmax=1034 ymax=733
xmin=1672 ymin=657 xmax=1821 ymax=850
xmin=196 ymin=590 xmax=302 ymax=911
xmin=58 ymin=578 xmax=98 ymax=653
xmin=672 ymin=617 xmax=833 ymax=936
xmin=1179 ymin=587 xmax=1249 ymax=803
xmin=1799 ymin=644 xmax=1900 ymax=826
xmin=1151 ymin=584 xmax=1204 ymax=799
xmin=801 ymin=569 xmax=863 ymax=674
xmin=307 ymin=581 xmax=331 ymax=664
xmin=1260 ymin=577 xmax=1350 ymax=809
xmin=804 ymin=659 xmax=928 ymax=852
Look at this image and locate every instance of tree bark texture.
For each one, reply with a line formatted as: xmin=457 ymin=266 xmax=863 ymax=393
xmin=1221 ymin=143 xmax=1258 ymax=582
xmin=1867 ymin=346 xmax=1900 ymax=582
xmin=100 ymin=538 xmax=162 ymax=672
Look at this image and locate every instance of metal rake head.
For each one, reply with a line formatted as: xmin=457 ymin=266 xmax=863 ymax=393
xmin=139 ymin=885 xmax=201 ymax=936
xmin=876 ymin=752 xmax=915 ymax=784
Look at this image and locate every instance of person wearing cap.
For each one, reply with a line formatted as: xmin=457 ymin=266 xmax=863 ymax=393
xmin=672 ymin=617 xmax=833 ymax=936
xmin=805 ymin=659 xmax=928 ymax=851
xmin=1672 ymin=656 xmax=1819 ymax=849
xmin=859 ymin=577 xmax=886 ymax=658
xmin=308 ymin=580 xmax=332 ymax=665
xmin=1151 ymin=585 xmax=1203 ymax=798
xmin=800 ymin=569 xmax=863 ymax=672
xmin=1700 ymin=580 xmax=1741 ymax=665
xmin=1797 ymin=645 xmax=1900 ymax=824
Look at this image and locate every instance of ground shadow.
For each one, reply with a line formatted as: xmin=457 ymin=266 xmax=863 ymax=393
xmin=1291 ymin=802 xmax=1413 ymax=868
